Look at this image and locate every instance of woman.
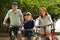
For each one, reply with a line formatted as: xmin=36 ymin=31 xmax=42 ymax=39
xmin=35 ymin=7 xmax=53 ymax=40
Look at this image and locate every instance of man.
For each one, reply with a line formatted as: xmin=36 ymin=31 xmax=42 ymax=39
xmin=3 ymin=2 xmax=24 ymax=40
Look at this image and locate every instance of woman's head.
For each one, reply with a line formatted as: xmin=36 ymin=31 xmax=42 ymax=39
xmin=39 ymin=7 xmax=48 ymax=18
xmin=25 ymin=12 xmax=32 ymax=21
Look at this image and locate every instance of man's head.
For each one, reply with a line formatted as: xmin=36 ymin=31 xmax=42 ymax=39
xmin=25 ymin=12 xmax=32 ymax=21
xmin=12 ymin=2 xmax=18 ymax=10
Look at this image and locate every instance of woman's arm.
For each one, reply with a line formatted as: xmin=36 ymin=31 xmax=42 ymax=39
xmin=48 ymin=15 xmax=53 ymax=23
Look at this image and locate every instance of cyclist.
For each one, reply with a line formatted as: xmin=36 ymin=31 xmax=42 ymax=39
xmin=35 ymin=7 xmax=53 ymax=39
xmin=3 ymin=2 xmax=24 ymax=40
xmin=24 ymin=12 xmax=35 ymax=40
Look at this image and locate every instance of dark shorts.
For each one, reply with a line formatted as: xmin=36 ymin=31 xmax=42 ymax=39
xmin=8 ymin=26 xmax=19 ymax=36
xmin=24 ymin=30 xmax=34 ymax=37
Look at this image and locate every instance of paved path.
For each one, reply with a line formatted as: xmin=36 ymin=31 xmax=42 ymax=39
xmin=0 ymin=35 xmax=60 ymax=40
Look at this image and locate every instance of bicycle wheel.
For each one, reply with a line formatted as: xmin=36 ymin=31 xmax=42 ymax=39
xmin=27 ymin=37 xmax=31 ymax=40
xmin=44 ymin=36 xmax=50 ymax=40
xmin=10 ymin=36 xmax=15 ymax=40
xmin=54 ymin=37 xmax=58 ymax=40
xmin=36 ymin=36 xmax=40 ymax=40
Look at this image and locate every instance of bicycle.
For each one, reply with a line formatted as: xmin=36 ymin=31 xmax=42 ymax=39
xmin=21 ymin=29 xmax=35 ymax=40
xmin=10 ymin=30 xmax=18 ymax=40
xmin=35 ymin=24 xmax=58 ymax=40
xmin=7 ymin=25 xmax=19 ymax=40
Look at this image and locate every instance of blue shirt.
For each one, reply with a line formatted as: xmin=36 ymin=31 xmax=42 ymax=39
xmin=24 ymin=20 xmax=34 ymax=29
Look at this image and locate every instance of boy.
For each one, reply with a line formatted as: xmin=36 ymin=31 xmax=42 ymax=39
xmin=24 ymin=12 xmax=34 ymax=40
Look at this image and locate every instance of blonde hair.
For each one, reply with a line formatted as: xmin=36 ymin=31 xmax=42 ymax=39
xmin=39 ymin=7 xmax=48 ymax=18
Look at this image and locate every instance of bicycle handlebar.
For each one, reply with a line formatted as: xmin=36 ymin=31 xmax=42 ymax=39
xmin=35 ymin=24 xmax=52 ymax=28
xmin=6 ymin=24 xmax=34 ymax=31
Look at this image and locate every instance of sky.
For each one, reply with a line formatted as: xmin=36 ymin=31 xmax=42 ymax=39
xmin=55 ymin=19 xmax=60 ymax=32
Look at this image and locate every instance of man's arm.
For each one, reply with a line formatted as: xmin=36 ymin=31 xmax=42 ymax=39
xmin=20 ymin=15 xmax=24 ymax=28
xmin=3 ymin=14 xmax=9 ymax=26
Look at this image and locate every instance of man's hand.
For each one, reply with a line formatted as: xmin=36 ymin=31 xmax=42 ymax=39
xmin=20 ymin=24 xmax=23 ymax=28
xmin=20 ymin=15 xmax=24 ymax=28
xmin=3 ymin=13 xmax=9 ymax=27
xmin=3 ymin=22 xmax=8 ymax=27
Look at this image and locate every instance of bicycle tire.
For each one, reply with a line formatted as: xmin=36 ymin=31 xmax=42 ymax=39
xmin=44 ymin=36 xmax=50 ymax=40
xmin=27 ymin=37 xmax=31 ymax=40
xmin=54 ymin=37 xmax=58 ymax=40
xmin=10 ymin=36 xmax=15 ymax=40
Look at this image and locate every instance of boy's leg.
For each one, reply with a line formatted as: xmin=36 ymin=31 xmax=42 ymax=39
xmin=32 ymin=37 xmax=36 ymax=40
xmin=8 ymin=37 xmax=10 ymax=40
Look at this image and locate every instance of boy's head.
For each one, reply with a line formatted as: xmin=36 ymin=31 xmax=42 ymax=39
xmin=25 ymin=12 xmax=32 ymax=21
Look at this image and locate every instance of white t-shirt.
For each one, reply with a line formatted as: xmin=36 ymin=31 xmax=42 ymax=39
xmin=35 ymin=14 xmax=53 ymax=34
xmin=36 ymin=14 xmax=53 ymax=26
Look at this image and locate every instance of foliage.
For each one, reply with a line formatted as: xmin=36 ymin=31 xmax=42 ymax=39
xmin=0 ymin=0 xmax=60 ymax=33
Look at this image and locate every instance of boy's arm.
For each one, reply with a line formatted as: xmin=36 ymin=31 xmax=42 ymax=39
xmin=32 ymin=20 xmax=35 ymax=28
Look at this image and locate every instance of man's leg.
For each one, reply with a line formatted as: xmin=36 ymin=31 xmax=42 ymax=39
xmin=17 ymin=31 xmax=22 ymax=40
xmin=14 ymin=27 xmax=22 ymax=40
xmin=8 ymin=28 xmax=12 ymax=40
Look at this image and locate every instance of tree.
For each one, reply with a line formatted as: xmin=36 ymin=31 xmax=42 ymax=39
xmin=0 ymin=0 xmax=60 ymax=33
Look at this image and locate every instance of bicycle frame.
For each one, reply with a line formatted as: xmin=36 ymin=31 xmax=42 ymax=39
xmin=35 ymin=24 xmax=58 ymax=40
xmin=8 ymin=25 xmax=18 ymax=40
xmin=43 ymin=25 xmax=57 ymax=40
